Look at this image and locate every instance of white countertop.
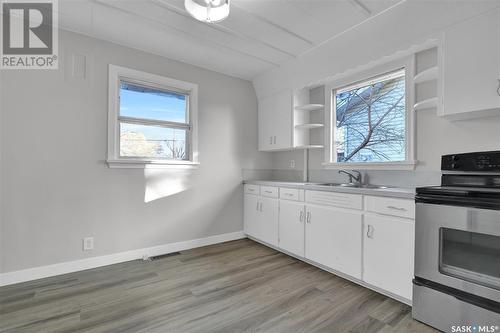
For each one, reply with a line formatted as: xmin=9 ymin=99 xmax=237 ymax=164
xmin=243 ymin=180 xmax=416 ymax=199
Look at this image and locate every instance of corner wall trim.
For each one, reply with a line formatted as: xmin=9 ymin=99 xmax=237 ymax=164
xmin=0 ymin=231 xmax=246 ymax=287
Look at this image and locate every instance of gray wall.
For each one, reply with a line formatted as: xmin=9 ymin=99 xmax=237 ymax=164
xmin=0 ymin=31 xmax=272 ymax=273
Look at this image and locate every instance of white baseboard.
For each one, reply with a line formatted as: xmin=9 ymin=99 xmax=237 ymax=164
xmin=0 ymin=231 xmax=246 ymax=287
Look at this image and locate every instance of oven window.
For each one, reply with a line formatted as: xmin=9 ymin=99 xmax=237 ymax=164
xmin=440 ymin=228 xmax=500 ymax=290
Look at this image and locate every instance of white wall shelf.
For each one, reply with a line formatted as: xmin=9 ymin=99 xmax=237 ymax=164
xmin=294 ymin=145 xmax=324 ymax=150
xmin=414 ymin=97 xmax=438 ymax=111
xmin=295 ymin=123 xmax=324 ymax=129
xmin=295 ymin=104 xmax=324 ymax=112
xmin=413 ymin=66 xmax=438 ymax=84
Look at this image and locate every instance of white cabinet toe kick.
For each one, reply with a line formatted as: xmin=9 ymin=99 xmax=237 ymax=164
xmin=243 ymin=184 xmax=415 ymax=305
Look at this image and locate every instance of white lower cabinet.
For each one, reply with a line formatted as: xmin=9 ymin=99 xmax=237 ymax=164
xmin=244 ymin=193 xmax=279 ymax=247
xmin=244 ymin=184 xmax=415 ymax=303
xmin=305 ymin=205 xmax=362 ymax=279
xmin=258 ymin=197 xmax=279 ymax=246
xmin=278 ymin=200 xmax=305 ymax=257
xmin=363 ymin=213 xmax=414 ymax=300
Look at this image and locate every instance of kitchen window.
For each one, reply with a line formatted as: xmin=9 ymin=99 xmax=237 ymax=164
xmin=325 ymin=59 xmax=415 ymax=170
xmin=107 ymin=65 xmax=198 ymax=168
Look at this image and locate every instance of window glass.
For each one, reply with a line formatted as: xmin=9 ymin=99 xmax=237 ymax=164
xmin=334 ymin=70 xmax=406 ymax=163
xmin=119 ymin=82 xmax=187 ymax=123
xmin=120 ymin=122 xmax=187 ymax=160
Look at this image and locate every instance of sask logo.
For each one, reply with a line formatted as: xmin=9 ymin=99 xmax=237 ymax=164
xmin=1 ymin=0 xmax=58 ymax=69
xmin=451 ymin=325 xmax=500 ymax=333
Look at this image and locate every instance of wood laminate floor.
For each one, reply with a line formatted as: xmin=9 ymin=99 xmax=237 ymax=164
xmin=0 ymin=239 xmax=438 ymax=333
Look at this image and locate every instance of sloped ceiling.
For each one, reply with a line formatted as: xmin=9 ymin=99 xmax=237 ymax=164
xmin=58 ymin=0 xmax=402 ymax=80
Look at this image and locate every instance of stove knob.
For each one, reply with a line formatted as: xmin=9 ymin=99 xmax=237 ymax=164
xmin=451 ymin=163 xmax=460 ymax=169
xmin=452 ymin=155 xmax=460 ymax=161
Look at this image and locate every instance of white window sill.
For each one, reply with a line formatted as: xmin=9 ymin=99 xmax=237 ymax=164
xmin=107 ymin=159 xmax=200 ymax=169
xmin=322 ymin=160 xmax=417 ymax=171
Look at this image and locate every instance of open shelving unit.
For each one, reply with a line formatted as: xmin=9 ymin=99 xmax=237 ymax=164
xmin=293 ymin=89 xmax=325 ymax=149
xmin=413 ymin=48 xmax=440 ymax=112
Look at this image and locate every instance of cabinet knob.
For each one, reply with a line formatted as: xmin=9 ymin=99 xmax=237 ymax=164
xmin=367 ymin=225 xmax=374 ymax=238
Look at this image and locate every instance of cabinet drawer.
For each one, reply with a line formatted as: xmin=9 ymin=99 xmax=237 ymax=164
xmin=305 ymin=190 xmax=362 ymax=210
xmin=279 ymin=188 xmax=303 ymax=201
xmin=244 ymin=184 xmax=260 ymax=195
xmin=261 ymin=186 xmax=278 ymax=198
xmin=365 ymin=196 xmax=415 ymax=219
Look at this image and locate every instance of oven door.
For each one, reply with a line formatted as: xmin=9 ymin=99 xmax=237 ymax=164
xmin=415 ymin=202 xmax=500 ymax=303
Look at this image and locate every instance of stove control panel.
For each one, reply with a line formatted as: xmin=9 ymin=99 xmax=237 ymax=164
xmin=442 ymin=151 xmax=500 ymax=172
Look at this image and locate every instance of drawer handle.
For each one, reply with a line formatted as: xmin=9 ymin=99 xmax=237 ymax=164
xmin=264 ymin=190 xmax=272 ymax=194
xmin=248 ymin=188 xmax=255 ymax=192
xmin=285 ymin=193 xmax=293 ymax=196
xmin=306 ymin=212 xmax=311 ymax=224
xmin=299 ymin=211 xmax=304 ymax=222
xmin=387 ymin=205 xmax=407 ymax=211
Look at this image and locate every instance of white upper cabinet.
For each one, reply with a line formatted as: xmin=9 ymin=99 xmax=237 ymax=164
xmin=441 ymin=8 xmax=500 ymax=118
xmin=258 ymin=90 xmax=293 ymax=151
xmin=305 ymin=204 xmax=362 ymax=279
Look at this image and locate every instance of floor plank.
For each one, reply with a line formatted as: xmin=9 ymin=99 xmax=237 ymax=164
xmin=0 ymin=239 xmax=437 ymax=332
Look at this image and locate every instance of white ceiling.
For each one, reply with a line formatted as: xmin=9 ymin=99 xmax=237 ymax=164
xmin=58 ymin=0 xmax=403 ymax=80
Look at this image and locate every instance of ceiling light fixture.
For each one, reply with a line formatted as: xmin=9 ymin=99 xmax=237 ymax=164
xmin=185 ymin=0 xmax=230 ymax=23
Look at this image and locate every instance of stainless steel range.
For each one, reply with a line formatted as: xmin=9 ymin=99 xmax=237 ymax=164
xmin=413 ymin=151 xmax=500 ymax=332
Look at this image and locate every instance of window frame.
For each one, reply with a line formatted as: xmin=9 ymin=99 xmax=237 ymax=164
xmin=107 ymin=65 xmax=199 ymax=169
xmin=323 ymin=56 xmax=416 ymax=170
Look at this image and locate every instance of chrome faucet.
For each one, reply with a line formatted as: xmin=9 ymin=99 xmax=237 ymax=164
xmin=338 ymin=169 xmax=362 ymax=185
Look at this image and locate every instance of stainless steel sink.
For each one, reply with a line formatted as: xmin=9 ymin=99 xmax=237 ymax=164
xmin=306 ymin=183 xmax=390 ymax=189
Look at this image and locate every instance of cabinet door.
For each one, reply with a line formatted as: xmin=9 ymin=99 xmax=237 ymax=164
xmin=271 ymin=90 xmax=293 ymax=150
xmin=258 ymin=90 xmax=293 ymax=151
xmin=443 ymin=8 xmax=500 ymax=116
xmin=279 ymin=200 xmax=305 ymax=257
xmin=257 ymin=197 xmax=279 ymax=246
xmin=305 ymin=205 xmax=362 ymax=279
xmin=244 ymin=194 xmax=259 ymax=238
xmin=258 ymin=96 xmax=273 ymax=151
xmin=363 ymin=213 xmax=414 ymax=300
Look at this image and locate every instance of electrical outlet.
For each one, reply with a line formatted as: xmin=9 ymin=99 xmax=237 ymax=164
xmin=289 ymin=160 xmax=295 ymax=168
xmin=83 ymin=237 xmax=94 ymax=251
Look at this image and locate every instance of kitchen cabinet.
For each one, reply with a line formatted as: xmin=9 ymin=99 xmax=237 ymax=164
xmin=441 ymin=8 xmax=500 ymax=117
xmin=258 ymin=197 xmax=279 ymax=246
xmin=244 ymin=190 xmax=279 ymax=247
xmin=243 ymin=194 xmax=260 ymax=238
xmin=363 ymin=213 xmax=414 ymax=300
xmin=305 ymin=204 xmax=362 ymax=279
xmin=258 ymin=90 xmax=293 ymax=151
xmin=278 ymin=200 xmax=305 ymax=257
xmin=243 ymin=183 xmax=415 ymax=303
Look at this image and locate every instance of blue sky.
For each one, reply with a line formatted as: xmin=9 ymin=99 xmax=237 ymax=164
xmin=119 ymin=84 xmax=187 ymax=141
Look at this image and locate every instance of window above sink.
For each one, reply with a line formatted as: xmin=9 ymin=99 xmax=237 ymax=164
xmin=322 ymin=57 xmax=417 ymax=171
